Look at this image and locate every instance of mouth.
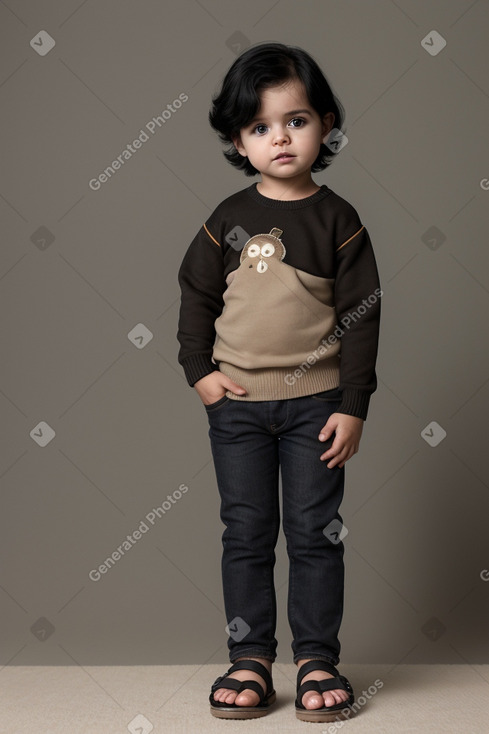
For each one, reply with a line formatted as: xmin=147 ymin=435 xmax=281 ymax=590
xmin=274 ymin=152 xmax=296 ymax=161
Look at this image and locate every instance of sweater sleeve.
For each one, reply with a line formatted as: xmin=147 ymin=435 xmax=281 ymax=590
xmin=333 ymin=219 xmax=381 ymax=420
xmin=177 ymin=221 xmax=226 ymax=386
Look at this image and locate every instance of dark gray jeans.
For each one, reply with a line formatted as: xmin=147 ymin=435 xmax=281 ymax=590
xmin=205 ymin=387 xmax=346 ymax=666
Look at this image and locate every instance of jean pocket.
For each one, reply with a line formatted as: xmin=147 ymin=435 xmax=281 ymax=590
xmin=310 ymin=387 xmax=342 ymax=401
xmin=204 ymin=395 xmax=230 ymax=412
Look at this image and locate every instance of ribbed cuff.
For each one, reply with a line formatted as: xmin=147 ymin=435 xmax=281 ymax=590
xmin=336 ymin=388 xmax=371 ymax=421
xmin=181 ymin=353 xmax=219 ymax=387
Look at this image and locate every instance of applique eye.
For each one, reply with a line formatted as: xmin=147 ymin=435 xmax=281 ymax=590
xmin=260 ymin=243 xmax=275 ymax=257
xmin=247 ymin=244 xmax=261 ymax=258
xmin=257 ymin=260 xmax=268 ymax=273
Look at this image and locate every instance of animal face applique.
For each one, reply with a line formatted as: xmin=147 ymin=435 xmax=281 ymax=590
xmin=240 ymin=228 xmax=286 ymax=273
xmin=213 ymin=224 xmax=339 ymax=368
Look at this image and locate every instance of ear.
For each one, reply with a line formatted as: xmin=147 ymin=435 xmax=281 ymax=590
xmin=232 ymin=134 xmax=247 ymax=158
xmin=321 ymin=112 xmax=335 ymax=142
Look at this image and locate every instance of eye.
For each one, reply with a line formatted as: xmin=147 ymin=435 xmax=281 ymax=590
xmin=260 ymin=243 xmax=275 ymax=257
xmin=289 ymin=117 xmax=305 ymax=128
xmin=253 ymin=124 xmax=268 ymax=135
xmin=247 ymin=244 xmax=261 ymax=257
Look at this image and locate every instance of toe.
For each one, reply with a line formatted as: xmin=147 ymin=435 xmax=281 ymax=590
xmin=235 ymin=690 xmax=260 ymax=707
xmin=323 ymin=689 xmax=350 ymax=707
xmin=323 ymin=691 xmax=337 ymax=707
xmin=302 ymin=691 xmax=325 ymax=710
xmin=213 ymin=687 xmax=236 ymax=704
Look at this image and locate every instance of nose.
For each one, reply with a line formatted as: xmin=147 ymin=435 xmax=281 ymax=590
xmin=272 ymin=127 xmax=290 ymax=145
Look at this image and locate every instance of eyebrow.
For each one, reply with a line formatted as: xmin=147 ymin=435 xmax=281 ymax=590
xmin=247 ymin=109 xmax=312 ymax=125
xmin=283 ymin=109 xmax=312 ymax=116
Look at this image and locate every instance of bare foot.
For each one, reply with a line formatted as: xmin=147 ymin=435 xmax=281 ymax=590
xmin=211 ymin=656 xmax=272 ymax=707
xmin=297 ymin=659 xmax=351 ymax=710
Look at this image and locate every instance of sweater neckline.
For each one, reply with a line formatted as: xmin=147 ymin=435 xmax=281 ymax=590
xmin=246 ymin=182 xmax=330 ymax=209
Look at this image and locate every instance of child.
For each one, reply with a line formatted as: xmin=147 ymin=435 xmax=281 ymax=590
xmin=177 ymin=42 xmax=381 ymax=723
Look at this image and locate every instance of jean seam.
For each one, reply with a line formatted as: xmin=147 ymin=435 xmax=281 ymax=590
xmin=262 ymin=557 xmax=274 ymax=659
xmin=289 ymin=553 xmax=297 ymax=651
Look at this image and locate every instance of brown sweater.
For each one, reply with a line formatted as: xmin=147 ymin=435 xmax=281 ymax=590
xmin=177 ymin=183 xmax=381 ymax=420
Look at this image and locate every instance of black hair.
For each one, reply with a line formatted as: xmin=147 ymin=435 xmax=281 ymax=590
xmin=209 ymin=42 xmax=345 ymax=176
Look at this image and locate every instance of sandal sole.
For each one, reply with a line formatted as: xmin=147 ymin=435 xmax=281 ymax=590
xmin=296 ymin=701 xmax=354 ymax=723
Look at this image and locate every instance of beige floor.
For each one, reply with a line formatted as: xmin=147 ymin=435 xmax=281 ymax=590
xmin=1 ymin=664 xmax=488 ymax=733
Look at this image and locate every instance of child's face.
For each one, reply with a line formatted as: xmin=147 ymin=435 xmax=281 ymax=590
xmin=233 ymin=78 xmax=334 ymax=188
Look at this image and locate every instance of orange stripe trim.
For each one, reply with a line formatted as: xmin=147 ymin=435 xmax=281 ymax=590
xmin=336 ymin=225 xmax=365 ymax=252
xmin=204 ymin=223 xmax=221 ymax=247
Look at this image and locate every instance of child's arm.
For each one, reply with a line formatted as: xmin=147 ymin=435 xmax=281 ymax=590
xmin=177 ymin=222 xmax=246 ymax=403
xmin=177 ymin=223 xmax=225 ymax=385
xmin=318 ymin=217 xmax=381 ymax=467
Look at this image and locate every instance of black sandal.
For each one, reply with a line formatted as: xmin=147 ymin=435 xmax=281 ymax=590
xmin=295 ymin=660 xmax=355 ymax=722
xmin=209 ymin=659 xmax=276 ymax=719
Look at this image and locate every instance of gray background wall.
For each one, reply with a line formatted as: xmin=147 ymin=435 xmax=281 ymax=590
xmin=1 ymin=0 xmax=488 ymax=668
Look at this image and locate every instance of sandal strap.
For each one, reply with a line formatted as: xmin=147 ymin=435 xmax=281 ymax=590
xmin=296 ymin=659 xmax=339 ymax=686
xmin=297 ymin=674 xmax=353 ymax=700
xmin=211 ymin=659 xmax=273 ymax=698
xmin=228 ymin=660 xmax=273 ymax=694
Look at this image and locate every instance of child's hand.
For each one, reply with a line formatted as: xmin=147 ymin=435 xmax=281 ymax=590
xmin=318 ymin=413 xmax=364 ymax=469
xmin=194 ymin=371 xmax=246 ymax=405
